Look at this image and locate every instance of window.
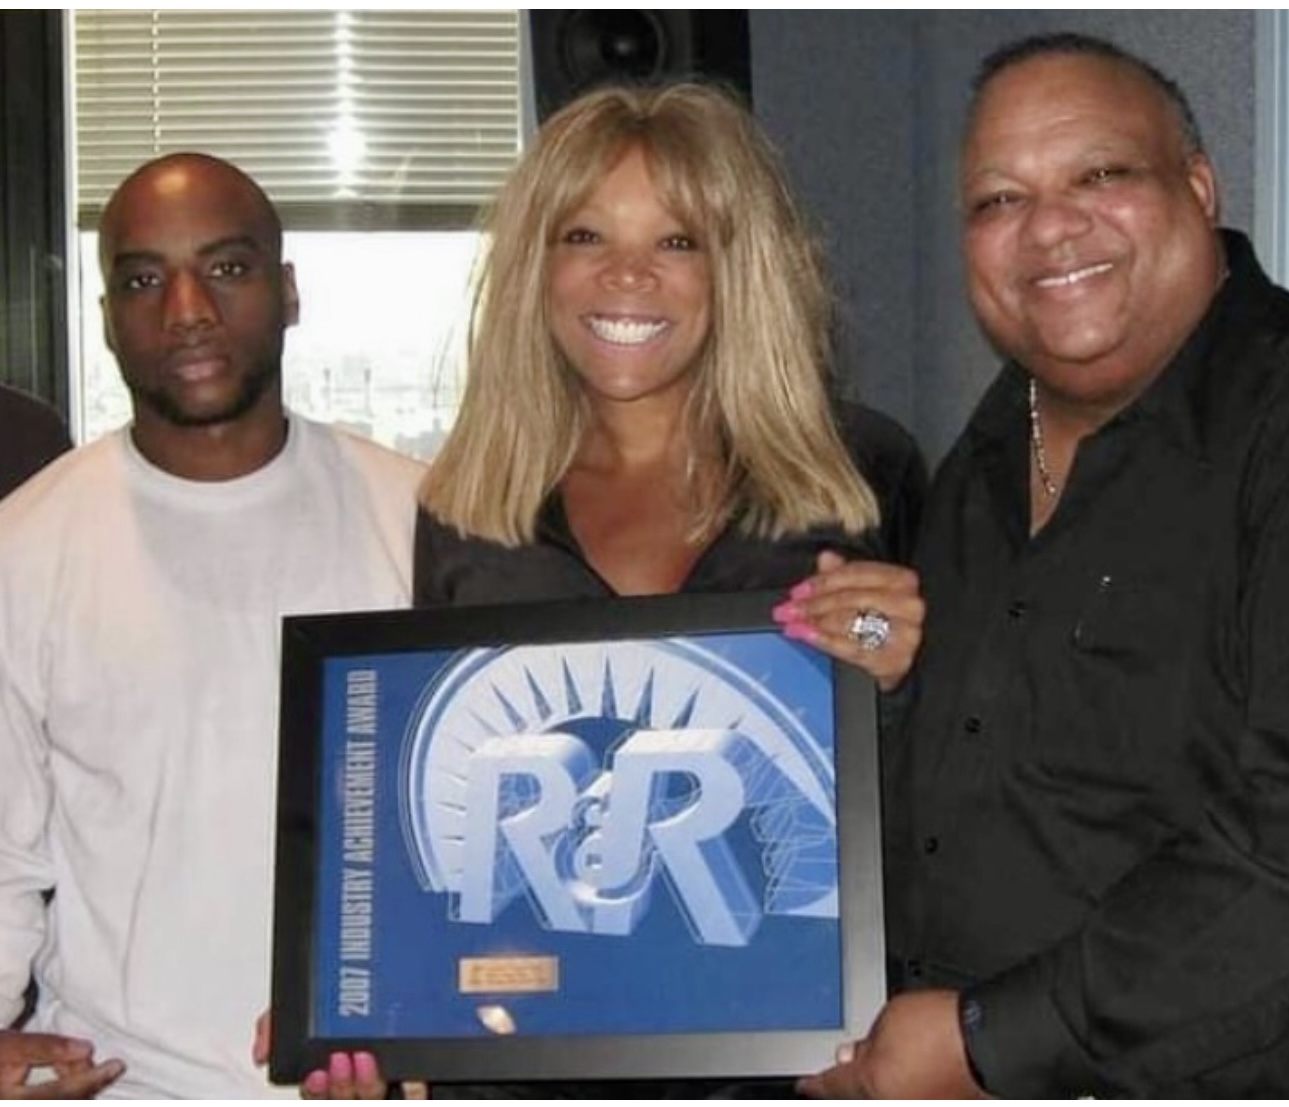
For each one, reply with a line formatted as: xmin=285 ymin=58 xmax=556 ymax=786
xmin=69 ymin=9 xmax=522 ymax=452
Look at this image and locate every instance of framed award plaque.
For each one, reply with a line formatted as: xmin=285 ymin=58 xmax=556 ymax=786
xmin=269 ymin=591 xmax=885 ymax=1085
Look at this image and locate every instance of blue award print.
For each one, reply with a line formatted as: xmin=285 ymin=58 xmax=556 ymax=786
xmin=312 ymin=631 xmax=843 ymax=1041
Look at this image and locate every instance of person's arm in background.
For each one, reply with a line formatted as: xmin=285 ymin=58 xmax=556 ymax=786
xmin=0 ymin=386 xmax=72 ymax=501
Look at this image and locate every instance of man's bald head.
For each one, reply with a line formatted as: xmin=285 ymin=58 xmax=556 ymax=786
xmin=99 ymin=152 xmax=284 ymax=274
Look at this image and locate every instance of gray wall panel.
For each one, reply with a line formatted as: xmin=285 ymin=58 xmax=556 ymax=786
xmin=751 ymin=11 xmax=918 ymax=426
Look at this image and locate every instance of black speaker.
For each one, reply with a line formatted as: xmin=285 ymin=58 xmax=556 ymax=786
xmin=528 ymin=10 xmax=752 ymax=123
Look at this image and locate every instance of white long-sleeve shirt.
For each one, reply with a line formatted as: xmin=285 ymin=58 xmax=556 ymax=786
xmin=0 ymin=418 xmax=423 ymax=1098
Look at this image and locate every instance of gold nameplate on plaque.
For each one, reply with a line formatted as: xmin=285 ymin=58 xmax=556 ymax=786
xmin=458 ymin=955 xmax=560 ymax=995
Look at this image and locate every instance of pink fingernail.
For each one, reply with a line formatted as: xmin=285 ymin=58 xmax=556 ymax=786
xmin=790 ymin=580 xmax=814 ymax=601
xmin=771 ymin=601 xmax=800 ymax=624
xmin=782 ymin=620 xmax=819 ymax=644
xmin=304 ymin=1071 xmax=328 ymax=1095
xmin=329 ymin=1052 xmax=353 ymax=1081
xmin=354 ymin=1052 xmax=378 ymax=1082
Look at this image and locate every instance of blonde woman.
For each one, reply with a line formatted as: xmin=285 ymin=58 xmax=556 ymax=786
xmin=417 ymin=81 xmax=925 ymax=690
xmin=293 ymin=82 xmax=929 ymax=1102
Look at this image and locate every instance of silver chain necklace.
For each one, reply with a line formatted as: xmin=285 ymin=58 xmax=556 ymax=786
xmin=1028 ymin=377 xmax=1059 ymax=498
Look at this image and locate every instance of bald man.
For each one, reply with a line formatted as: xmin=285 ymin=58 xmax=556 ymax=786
xmin=0 ymin=154 xmax=423 ymax=1097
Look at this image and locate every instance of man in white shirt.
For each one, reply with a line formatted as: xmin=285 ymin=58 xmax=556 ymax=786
xmin=0 ymin=153 xmax=423 ymax=1097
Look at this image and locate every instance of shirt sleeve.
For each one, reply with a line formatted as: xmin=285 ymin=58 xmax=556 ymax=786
xmin=966 ymin=414 xmax=1289 ymax=1097
xmin=411 ymin=507 xmax=446 ymax=607
xmin=874 ymin=438 xmax=928 ymax=569
xmin=832 ymin=400 xmax=928 ymax=566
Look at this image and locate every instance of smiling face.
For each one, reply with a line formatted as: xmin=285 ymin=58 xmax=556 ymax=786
xmin=100 ymin=156 xmax=298 ymax=440
xmin=961 ymin=53 xmax=1221 ymax=415
xmin=545 ymin=145 xmax=712 ymax=417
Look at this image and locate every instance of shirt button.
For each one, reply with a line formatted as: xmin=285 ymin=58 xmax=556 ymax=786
xmin=963 ymin=716 xmax=983 ymax=735
xmin=922 ymin=836 xmax=940 ymax=855
xmin=1008 ymin=599 xmax=1028 ymax=620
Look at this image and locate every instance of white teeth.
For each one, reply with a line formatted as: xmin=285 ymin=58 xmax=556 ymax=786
xmin=587 ymin=316 xmax=668 ymax=345
xmin=1036 ymin=262 xmax=1113 ymax=288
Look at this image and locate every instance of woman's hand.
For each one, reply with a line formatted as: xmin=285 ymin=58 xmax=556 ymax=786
xmin=772 ymin=551 xmax=924 ymax=691
xmin=297 ymin=1053 xmax=384 ymax=1100
xmin=252 ymin=1012 xmax=428 ymax=1099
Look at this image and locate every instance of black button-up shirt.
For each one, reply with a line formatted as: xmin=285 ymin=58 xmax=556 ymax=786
xmin=887 ymin=231 xmax=1289 ymax=1096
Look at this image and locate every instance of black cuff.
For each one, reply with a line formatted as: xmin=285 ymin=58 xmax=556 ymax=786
xmin=966 ymin=961 xmax=1110 ymax=1098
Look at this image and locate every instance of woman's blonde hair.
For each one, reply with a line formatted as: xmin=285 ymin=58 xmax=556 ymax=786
xmin=421 ymin=80 xmax=879 ymax=545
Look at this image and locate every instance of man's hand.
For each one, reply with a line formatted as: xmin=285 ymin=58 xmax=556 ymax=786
xmin=797 ymin=990 xmax=988 ymax=1099
xmin=0 ymin=1028 xmax=124 ymax=1100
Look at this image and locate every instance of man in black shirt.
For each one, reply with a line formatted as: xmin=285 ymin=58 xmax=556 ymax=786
xmin=802 ymin=32 xmax=1289 ymax=1098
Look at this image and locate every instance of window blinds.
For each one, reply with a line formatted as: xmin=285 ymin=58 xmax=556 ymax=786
xmin=73 ymin=9 xmax=521 ymax=230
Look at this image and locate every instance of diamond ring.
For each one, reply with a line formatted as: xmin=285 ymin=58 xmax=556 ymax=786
xmin=847 ymin=608 xmax=892 ymax=651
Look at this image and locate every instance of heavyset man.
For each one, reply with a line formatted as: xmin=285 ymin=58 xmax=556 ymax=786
xmin=806 ymin=31 xmax=1289 ymax=1098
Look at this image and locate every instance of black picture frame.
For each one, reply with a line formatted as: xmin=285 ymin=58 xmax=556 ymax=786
xmin=270 ymin=590 xmax=885 ymax=1085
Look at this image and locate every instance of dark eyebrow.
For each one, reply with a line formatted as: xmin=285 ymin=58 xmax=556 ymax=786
xmin=196 ymin=234 xmax=264 ymax=258
xmin=107 ymin=249 xmax=164 ymax=271
xmin=108 ymin=235 xmax=265 ymax=271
